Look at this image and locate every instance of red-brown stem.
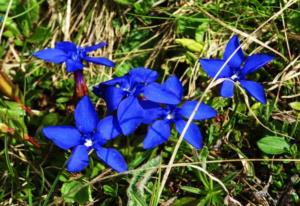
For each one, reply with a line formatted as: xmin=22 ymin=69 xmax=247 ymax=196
xmin=74 ymin=70 xmax=88 ymax=98
xmin=24 ymin=134 xmax=41 ymax=148
xmin=15 ymin=97 xmax=33 ymax=115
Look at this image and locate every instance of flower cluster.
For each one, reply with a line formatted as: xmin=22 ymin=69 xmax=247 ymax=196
xmin=34 ymin=35 xmax=274 ymax=173
xmin=93 ymin=70 xmax=217 ymax=149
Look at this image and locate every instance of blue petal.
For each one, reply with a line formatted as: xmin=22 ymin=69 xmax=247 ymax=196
xmin=93 ymin=78 xmax=127 ymax=112
xmin=83 ymin=56 xmax=115 ymax=67
xmin=94 ymin=115 xmax=122 ymax=141
xmin=75 ymin=96 xmax=99 ymax=133
xmin=42 ymin=126 xmax=82 ymax=150
xmin=117 ymin=96 xmax=144 ymax=135
xmin=239 ymin=80 xmax=266 ymax=104
xmin=95 ymin=146 xmax=128 ymax=172
xmin=179 ymin=101 xmax=217 ymax=120
xmin=33 ymin=48 xmax=67 ymax=63
xmin=199 ymin=59 xmax=233 ymax=78
xmin=128 ymin=67 xmax=158 ymax=84
xmin=242 ymin=54 xmax=274 ymax=75
xmin=139 ymin=100 xmax=164 ymax=124
xmin=93 ymin=76 xmax=129 ymax=96
xmin=162 ymin=75 xmax=183 ymax=100
xmin=223 ymin=35 xmax=244 ymax=68
xmin=65 ymin=59 xmax=84 ymax=72
xmin=220 ymin=80 xmax=235 ymax=98
xmin=143 ymin=83 xmax=181 ymax=105
xmin=84 ymin=42 xmax=107 ymax=52
xmin=102 ymin=86 xmax=125 ymax=113
xmin=67 ymin=145 xmax=89 ymax=173
xmin=143 ymin=120 xmax=170 ymax=149
xmin=55 ymin=41 xmax=77 ymax=52
xmin=99 ymin=76 xmax=129 ymax=87
xmin=175 ymin=119 xmax=203 ymax=149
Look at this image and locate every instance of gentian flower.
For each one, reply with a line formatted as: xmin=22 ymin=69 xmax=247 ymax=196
xmin=199 ymin=35 xmax=274 ymax=104
xmin=93 ymin=68 xmax=162 ymax=136
xmin=33 ymin=41 xmax=115 ymax=72
xmin=142 ymin=75 xmax=217 ymax=149
xmin=42 ymin=96 xmax=127 ymax=173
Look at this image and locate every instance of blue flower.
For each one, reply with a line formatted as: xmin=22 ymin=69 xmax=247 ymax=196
xmin=42 ymin=96 xmax=127 ymax=173
xmin=33 ymin=41 xmax=115 ymax=72
xmin=93 ymin=67 xmax=162 ymax=136
xmin=142 ymin=76 xmax=217 ymax=149
xmin=199 ymin=35 xmax=274 ymax=104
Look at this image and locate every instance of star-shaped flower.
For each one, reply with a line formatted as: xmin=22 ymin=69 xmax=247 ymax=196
xmin=142 ymin=75 xmax=217 ymax=149
xmin=42 ymin=96 xmax=128 ymax=173
xmin=199 ymin=35 xmax=274 ymax=104
xmin=33 ymin=41 xmax=115 ymax=72
xmin=93 ymin=68 xmax=162 ymax=136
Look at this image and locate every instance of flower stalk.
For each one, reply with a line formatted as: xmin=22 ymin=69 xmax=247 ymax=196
xmin=74 ymin=70 xmax=88 ymax=98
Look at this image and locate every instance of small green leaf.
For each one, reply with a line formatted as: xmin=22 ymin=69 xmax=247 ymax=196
xmin=61 ymin=180 xmax=92 ymax=204
xmin=290 ymin=102 xmax=300 ymax=111
xmin=173 ymin=197 xmax=198 ymax=206
xmin=257 ymin=136 xmax=290 ymax=155
xmin=195 ymin=22 xmax=209 ymax=42
xmin=56 ymin=97 xmax=70 ymax=104
xmin=103 ymin=185 xmax=117 ymax=197
xmin=28 ymin=27 xmax=51 ymax=43
xmin=21 ymin=19 xmax=30 ymax=37
xmin=113 ymin=0 xmax=134 ymax=5
xmin=175 ymin=38 xmax=203 ymax=52
xmin=180 ymin=186 xmax=201 ymax=194
xmin=115 ymin=63 xmax=131 ymax=77
xmin=42 ymin=113 xmax=60 ymax=126
xmin=27 ymin=0 xmax=40 ymax=23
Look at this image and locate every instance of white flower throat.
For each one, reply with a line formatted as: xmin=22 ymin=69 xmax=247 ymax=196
xmin=84 ymin=139 xmax=93 ymax=147
xmin=166 ymin=113 xmax=174 ymax=120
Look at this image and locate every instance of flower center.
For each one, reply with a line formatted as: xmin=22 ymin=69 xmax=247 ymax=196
xmin=84 ymin=139 xmax=93 ymax=147
xmin=230 ymin=74 xmax=239 ymax=81
xmin=166 ymin=113 xmax=174 ymax=120
xmin=123 ymin=86 xmax=131 ymax=92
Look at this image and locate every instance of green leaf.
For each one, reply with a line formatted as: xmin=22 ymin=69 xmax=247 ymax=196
xmin=27 ymin=0 xmax=40 ymax=23
xmin=0 ymin=0 xmax=17 ymax=12
xmin=128 ymin=150 xmax=151 ymax=168
xmin=103 ymin=185 xmax=117 ymax=197
xmin=180 ymin=186 xmax=201 ymax=194
xmin=61 ymin=180 xmax=92 ymax=204
xmin=289 ymin=102 xmax=300 ymax=111
xmin=173 ymin=197 xmax=199 ymax=206
xmin=115 ymin=63 xmax=131 ymax=77
xmin=42 ymin=113 xmax=60 ymax=126
xmin=175 ymin=38 xmax=203 ymax=52
xmin=56 ymin=97 xmax=70 ymax=104
xmin=27 ymin=26 xmax=51 ymax=43
xmin=133 ymin=0 xmax=155 ymax=14
xmin=4 ymin=18 xmax=21 ymax=37
xmin=113 ymin=0 xmax=134 ymax=5
xmin=0 ymin=100 xmax=27 ymax=136
xmin=257 ymin=136 xmax=290 ymax=155
xmin=21 ymin=19 xmax=30 ymax=37
xmin=195 ymin=22 xmax=209 ymax=42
